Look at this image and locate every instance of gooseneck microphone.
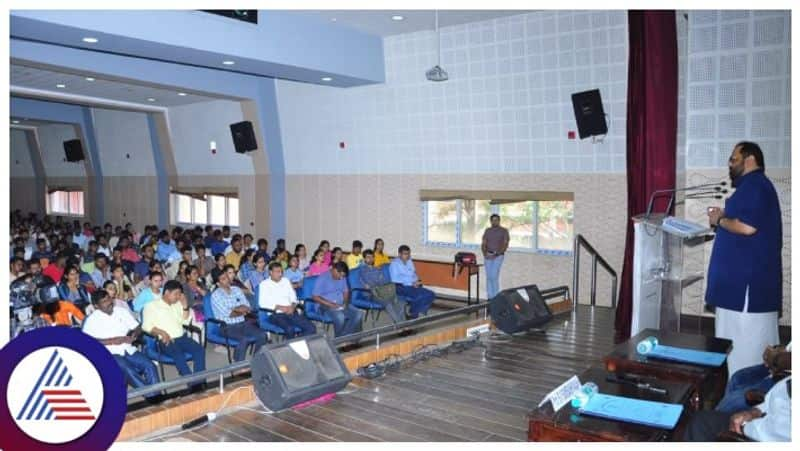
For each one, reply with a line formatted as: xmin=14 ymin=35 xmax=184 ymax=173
xmin=646 ymin=181 xmax=727 ymax=216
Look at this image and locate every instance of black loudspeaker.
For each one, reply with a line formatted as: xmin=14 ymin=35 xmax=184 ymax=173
xmin=489 ymin=284 xmax=553 ymax=334
xmin=571 ymin=89 xmax=608 ymax=139
xmin=230 ymin=121 xmax=258 ymax=153
xmin=63 ymin=139 xmax=85 ymax=162
xmin=251 ymin=334 xmax=351 ymax=411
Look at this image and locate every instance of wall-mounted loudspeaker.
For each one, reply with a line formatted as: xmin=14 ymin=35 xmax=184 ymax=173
xmin=571 ymin=89 xmax=608 ymax=139
xmin=230 ymin=121 xmax=258 ymax=153
xmin=489 ymin=284 xmax=553 ymax=334
xmin=63 ymin=139 xmax=85 ymax=162
xmin=251 ymin=334 xmax=351 ymax=411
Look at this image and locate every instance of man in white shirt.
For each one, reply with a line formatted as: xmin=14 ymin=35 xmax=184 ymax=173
xmin=258 ymin=262 xmax=316 ymax=339
xmin=685 ymin=375 xmax=791 ymax=441
xmin=82 ymin=289 xmax=161 ymax=402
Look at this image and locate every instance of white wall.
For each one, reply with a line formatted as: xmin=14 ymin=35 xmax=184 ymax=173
xmin=167 ymin=100 xmax=253 ymax=175
xmin=36 ymin=123 xmax=85 ymax=178
xmin=92 ymin=108 xmax=156 ymax=176
xmin=10 ymin=128 xmax=35 ymax=177
xmin=278 ymin=10 xmax=629 ymax=175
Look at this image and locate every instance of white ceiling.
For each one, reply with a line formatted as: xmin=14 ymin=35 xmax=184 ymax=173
xmin=295 ymin=10 xmax=532 ymax=37
xmin=10 ymin=64 xmax=227 ymax=108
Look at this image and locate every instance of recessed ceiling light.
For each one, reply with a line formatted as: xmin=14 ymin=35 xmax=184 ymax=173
xmin=392 ymin=15 xmax=405 ymax=21
xmin=177 ymin=92 xmax=187 ymax=96
xmin=85 ymin=77 xmax=95 ymax=82
xmin=12 ymin=120 xmax=20 ymax=124
xmin=147 ymin=98 xmax=156 ymax=102
xmin=331 ymin=17 xmax=337 ymax=22
xmin=56 ymin=84 xmax=66 ymax=88
xmin=82 ymin=37 xmax=99 ymax=43
xmin=222 ymin=60 xmax=235 ymax=66
xmin=321 ymin=77 xmax=332 ymax=82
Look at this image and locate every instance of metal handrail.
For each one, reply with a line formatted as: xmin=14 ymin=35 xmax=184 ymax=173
xmin=127 ymin=301 xmax=491 ymax=400
xmin=572 ymin=234 xmax=617 ymax=310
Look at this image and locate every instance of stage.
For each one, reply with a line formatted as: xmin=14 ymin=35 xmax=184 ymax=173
xmin=140 ymin=306 xmax=618 ymax=442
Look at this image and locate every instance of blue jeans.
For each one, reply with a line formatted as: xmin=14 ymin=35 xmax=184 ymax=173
xmin=395 ymin=285 xmax=435 ymax=318
xmin=716 ymin=364 xmax=774 ymax=413
xmin=114 ymin=351 xmax=160 ymax=398
xmin=161 ymin=335 xmax=206 ymax=387
xmin=321 ymin=304 xmax=363 ymax=337
xmin=220 ymin=321 xmax=267 ymax=361
xmin=269 ymin=312 xmax=317 ymax=339
xmin=484 ymin=255 xmax=504 ymax=299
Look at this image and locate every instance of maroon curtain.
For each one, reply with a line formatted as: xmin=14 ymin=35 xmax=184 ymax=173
xmin=615 ymin=11 xmax=678 ymax=341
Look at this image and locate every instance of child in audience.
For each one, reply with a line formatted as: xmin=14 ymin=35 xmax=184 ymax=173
xmin=331 ymin=247 xmax=344 ymax=266
xmin=318 ymin=240 xmax=332 ymax=266
xmin=346 ymin=240 xmax=364 ymax=269
xmin=307 ymin=249 xmax=330 ymax=276
xmin=247 ymin=254 xmax=269 ymax=293
xmin=285 ymin=255 xmax=304 ymax=289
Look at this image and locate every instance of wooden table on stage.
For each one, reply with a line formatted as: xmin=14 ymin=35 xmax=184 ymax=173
xmin=413 ymin=258 xmax=482 ymax=305
xmin=603 ymin=329 xmax=732 ymax=411
xmin=528 ymin=367 xmax=693 ymax=442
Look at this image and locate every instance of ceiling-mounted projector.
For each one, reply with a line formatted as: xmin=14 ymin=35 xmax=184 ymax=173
xmin=426 ymin=65 xmax=449 ymax=82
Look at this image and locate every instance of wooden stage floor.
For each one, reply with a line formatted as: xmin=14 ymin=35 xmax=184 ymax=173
xmin=149 ymin=306 xmax=618 ymax=442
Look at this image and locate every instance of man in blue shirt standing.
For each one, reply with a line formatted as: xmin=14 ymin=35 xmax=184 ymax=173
xmin=389 ymin=245 xmax=435 ymax=319
xmin=706 ymin=142 xmax=782 ymax=377
xmin=312 ymin=262 xmax=363 ymax=337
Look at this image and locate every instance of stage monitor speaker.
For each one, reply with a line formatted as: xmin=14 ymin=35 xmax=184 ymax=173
xmin=251 ymin=334 xmax=351 ymax=411
xmin=489 ymin=284 xmax=553 ymax=334
xmin=571 ymin=89 xmax=608 ymax=139
xmin=63 ymin=139 xmax=85 ymax=162
xmin=230 ymin=121 xmax=258 ymax=153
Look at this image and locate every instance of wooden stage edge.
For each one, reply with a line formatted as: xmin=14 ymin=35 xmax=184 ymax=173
xmin=118 ymin=316 xmax=496 ymax=441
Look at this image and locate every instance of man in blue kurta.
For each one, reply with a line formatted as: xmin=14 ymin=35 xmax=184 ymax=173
xmin=706 ymin=142 xmax=782 ymax=377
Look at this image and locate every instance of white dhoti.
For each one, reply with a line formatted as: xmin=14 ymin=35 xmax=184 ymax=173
xmin=715 ymin=289 xmax=779 ymax=378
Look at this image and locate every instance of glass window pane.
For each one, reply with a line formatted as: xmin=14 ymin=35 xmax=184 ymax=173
xmin=70 ymin=191 xmax=84 ymax=216
xmin=208 ymin=195 xmax=226 ymax=226
xmin=192 ymin=197 xmax=207 ymax=225
xmin=176 ymin=194 xmax=192 ymax=224
xmin=537 ymin=200 xmax=574 ymax=251
xmin=426 ymin=201 xmax=458 ymax=243
xmin=498 ymin=201 xmax=534 ymax=248
xmin=227 ymin=198 xmax=239 ymax=227
xmin=461 ymin=200 xmax=492 ymax=245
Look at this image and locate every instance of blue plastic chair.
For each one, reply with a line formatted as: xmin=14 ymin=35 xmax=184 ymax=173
xmin=348 ymin=267 xmax=386 ymax=324
xmin=141 ymin=332 xmax=194 ymax=381
xmin=297 ymin=275 xmax=334 ymax=332
xmin=203 ymin=291 xmax=263 ymax=364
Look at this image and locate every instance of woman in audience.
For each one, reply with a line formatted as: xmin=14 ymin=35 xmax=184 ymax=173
xmin=295 ymin=244 xmax=309 ymax=271
xmin=57 ymin=265 xmax=91 ymax=307
xmin=318 ymin=240 xmax=332 ymax=266
xmin=238 ymin=249 xmax=256 ymax=284
xmin=285 ymin=254 xmax=304 ymax=289
xmin=86 ymin=280 xmax=134 ymax=315
xmin=210 ymin=253 xmax=227 ymax=285
xmin=247 ymin=254 xmax=270 ymax=293
xmin=175 ymin=260 xmax=190 ymax=284
xmin=272 ymin=238 xmax=287 ymax=260
xmin=134 ymin=260 xmax=163 ymax=293
xmin=331 ymin=247 xmax=344 ymax=266
xmin=273 ymin=249 xmax=290 ymax=270
xmin=373 ymin=238 xmax=390 ymax=267
xmin=256 ymin=239 xmax=269 ymax=258
xmin=307 ymin=249 xmax=330 ymax=276
xmin=183 ymin=265 xmax=207 ymax=323
xmin=109 ymin=262 xmax=137 ymax=302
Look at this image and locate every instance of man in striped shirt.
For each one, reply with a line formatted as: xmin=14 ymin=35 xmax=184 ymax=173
xmin=210 ymin=272 xmax=266 ymax=361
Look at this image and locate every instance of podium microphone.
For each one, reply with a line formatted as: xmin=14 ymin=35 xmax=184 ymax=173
xmin=646 ymin=181 xmax=727 ymax=216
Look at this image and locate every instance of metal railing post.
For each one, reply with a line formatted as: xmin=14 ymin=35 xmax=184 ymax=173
xmin=572 ymin=234 xmax=617 ymax=311
xmin=590 ymin=254 xmax=598 ymax=307
xmin=611 ymin=276 xmax=618 ymax=308
xmin=572 ymin=236 xmax=580 ymax=312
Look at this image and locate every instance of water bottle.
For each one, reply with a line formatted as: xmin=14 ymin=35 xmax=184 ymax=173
xmin=636 ymin=336 xmax=659 ymax=355
xmin=571 ymin=382 xmax=599 ymax=408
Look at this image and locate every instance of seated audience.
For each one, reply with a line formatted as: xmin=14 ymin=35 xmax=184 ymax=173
xmin=43 ymin=252 xmax=67 ymax=283
xmin=717 ymin=343 xmax=792 ymax=414
xmin=155 ymin=230 xmax=177 ymax=262
xmin=193 ymin=243 xmax=215 ymax=278
xmin=109 ymin=263 xmax=138 ymax=302
xmin=10 ymin=257 xmax=26 ymax=281
xmin=58 ymin=265 xmax=91 ymax=307
xmin=142 ymin=280 xmax=206 ymax=390
xmin=38 ymin=282 xmax=85 ymax=326
xmin=312 ymin=262 xmax=363 ymax=337
xmin=359 ymin=249 xmax=405 ymax=323
xmin=307 ymin=249 xmax=330 ymax=276
xmin=284 ymin=255 xmax=304 ymax=289
xmin=225 ymin=235 xmax=244 ymax=270
xmin=27 ymin=259 xmax=42 ymax=276
xmin=90 ymin=253 xmax=111 ymax=288
xmin=132 ymin=271 xmax=165 ymax=313
xmin=373 ymin=238 xmax=390 ymax=267
xmin=30 ymin=238 xmax=53 ymax=261
xmin=295 ymin=244 xmax=309 ymax=272
xmin=684 ymin=376 xmax=791 ymax=441
xmin=210 ymin=272 xmax=267 ymax=361
xmin=239 ymin=249 xmax=256 ymax=284
xmin=82 ymin=289 xmax=161 ymax=402
xmin=243 ymin=233 xmax=257 ymax=251
xmin=318 ymin=240 xmax=332 ymax=266
xmin=247 ymin=254 xmax=270 ymax=293
xmin=182 ymin=265 xmax=207 ymax=323
xmin=389 ymin=245 xmax=435 ymax=319
xmin=111 ymin=246 xmax=135 ymax=276
xmin=134 ymin=244 xmax=155 ymax=282
xmin=272 ymin=238 xmax=287 ymax=260
xmin=256 ymin=239 xmax=269 ymax=258
xmin=331 ymin=247 xmax=344 ymax=266
xmin=96 ymin=234 xmax=111 ymax=257
xmin=258 ymin=262 xmax=316 ymax=338
xmin=346 ymin=240 xmax=364 ymax=269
